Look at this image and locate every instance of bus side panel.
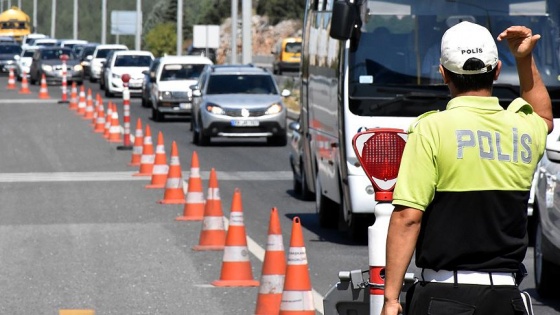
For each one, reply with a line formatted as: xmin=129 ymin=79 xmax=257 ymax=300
xmin=308 ymin=11 xmax=342 ymax=204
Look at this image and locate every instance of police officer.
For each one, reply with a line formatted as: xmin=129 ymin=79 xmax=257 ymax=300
xmin=381 ymin=22 xmax=553 ymax=315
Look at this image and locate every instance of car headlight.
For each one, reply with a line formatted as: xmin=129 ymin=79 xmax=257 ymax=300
xmin=74 ymin=64 xmax=83 ymax=71
xmin=265 ymin=103 xmax=283 ymax=115
xmin=158 ymin=91 xmax=172 ymax=100
xmin=206 ymin=103 xmax=225 ymax=115
xmin=112 ymin=73 xmax=121 ymax=79
xmin=42 ymin=65 xmax=53 ymax=71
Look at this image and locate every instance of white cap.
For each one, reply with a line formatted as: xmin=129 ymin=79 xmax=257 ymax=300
xmin=440 ymin=21 xmax=498 ymax=75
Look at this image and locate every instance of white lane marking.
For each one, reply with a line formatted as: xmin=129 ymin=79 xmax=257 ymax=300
xmin=0 ymin=171 xmax=292 ymax=183
xmin=0 ymin=99 xmax=58 ymax=104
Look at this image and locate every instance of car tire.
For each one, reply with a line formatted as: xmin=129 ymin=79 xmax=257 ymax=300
xmin=299 ymin=162 xmax=314 ymax=201
xmin=315 ymin=175 xmax=338 ymax=229
xmin=198 ymin=128 xmax=211 ymax=146
xmin=152 ymin=107 xmax=163 ymax=122
xmin=192 ymin=123 xmax=199 ymax=145
xmin=267 ymin=134 xmax=288 ymax=146
xmin=105 ymin=88 xmax=113 ymax=98
xmin=534 ymin=215 xmax=560 ymax=298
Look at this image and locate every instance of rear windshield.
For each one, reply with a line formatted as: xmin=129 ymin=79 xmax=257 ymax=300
xmin=159 ymin=64 xmax=206 ymax=81
xmin=114 ymin=55 xmax=152 ymax=67
xmin=96 ymin=48 xmax=125 ymax=59
xmin=206 ymin=74 xmax=278 ymax=95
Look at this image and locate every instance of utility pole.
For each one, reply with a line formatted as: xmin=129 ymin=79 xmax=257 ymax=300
xmin=73 ymin=0 xmax=78 ymax=39
xmin=177 ymin=0 xmax=183 ymax=55
xmin=241 ymin=0 xmax=252 ymax=64
xmin=101 ymin=0 xmax=107 ymax=44
xmin=135 ymin=0 xmax=141 ymax=50
xmin=231 ymin=0 xmax=238 ymax=64
xmin=50 ymin=0 xmax=56 ymax=38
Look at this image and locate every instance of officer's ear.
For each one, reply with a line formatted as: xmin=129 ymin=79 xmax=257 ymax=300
xmin=439 ymin=65 xmax=450 ymax=84
xmin=493 ymin=60 xmax=502 ymax=81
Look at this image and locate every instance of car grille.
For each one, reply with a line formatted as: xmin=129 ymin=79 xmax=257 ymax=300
xmin=224 ymin=108 xmax=267 ymax=117
xmin=172 ymin=91 xmax=189 ymax=98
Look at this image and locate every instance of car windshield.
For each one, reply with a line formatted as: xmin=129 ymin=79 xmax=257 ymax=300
xmin=97 ymin=48 xmax=124 ymax=59
xmin=285 ymin=42 xmax=301 ymax=53
xmin=159 ymin=64 xmax=206 ymax=81
xmin=41 ymin=49 xmax=74 ymax=60
xmin=0 ymin=45 xmax=21 ymax=54
xmin=114 ymin=55 xmax=152 ymax=67
xmin=22 ymin=50 xmax=35 ymax=57
xmin=206 ymin=74 xmax=277 ymax=95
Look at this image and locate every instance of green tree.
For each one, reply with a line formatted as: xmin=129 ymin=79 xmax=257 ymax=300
xmin=144 ymin=22 xmax=177 ymax=57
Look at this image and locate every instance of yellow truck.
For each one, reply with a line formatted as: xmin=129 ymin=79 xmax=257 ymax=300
xmin=0 ymin=6 xmax=31 ymax=43
xmin=272 ymin=37 xmax=301 ymax=75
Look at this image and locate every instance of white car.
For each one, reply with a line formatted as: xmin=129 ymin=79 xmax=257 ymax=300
xmin=14 ymin=46 xmax=38 ymax=80
xmin=21 ymin=33 xmax=48 ymax=49
xmin=104 ymin=50 xmax=154 ymax=97
xmin=149 ymin=55 xmax=213 ymax=121
xmin=89 ymin=44 xmax=128 ymax=82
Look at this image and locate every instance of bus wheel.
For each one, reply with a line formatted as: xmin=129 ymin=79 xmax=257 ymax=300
xmin=315 ymin=176 xmax=338 ymax=228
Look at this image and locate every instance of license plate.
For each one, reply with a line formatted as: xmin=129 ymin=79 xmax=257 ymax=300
xmin=129 ymin=80 xmax=142 ymax=88
xmin=231 ymin=120 xmax=259 ymax=127
xmin=179 ymin=103 xmax=191 ymax=109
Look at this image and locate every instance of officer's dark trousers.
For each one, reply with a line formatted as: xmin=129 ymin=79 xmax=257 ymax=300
xmin=405 ymin=282 xmax=529 ymax=314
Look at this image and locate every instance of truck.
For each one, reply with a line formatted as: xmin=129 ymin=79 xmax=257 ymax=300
xmin=289 ymin=0 xmax=560 ymax=241
xmin=0 ymin=6 xmax=31 ymax=43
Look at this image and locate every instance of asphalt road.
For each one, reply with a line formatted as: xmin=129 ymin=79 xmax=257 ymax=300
xmin=0 ymin=75 xmax=558 ymax=314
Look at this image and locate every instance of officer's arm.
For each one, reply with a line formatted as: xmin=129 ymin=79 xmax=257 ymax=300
xmin=382 ymin=205 xmax=423 ymax=314
xmin=498 ymin=26 xmax=553 ymax=133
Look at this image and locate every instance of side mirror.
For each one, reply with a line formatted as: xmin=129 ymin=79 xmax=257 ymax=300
xmin=14 ymin=55 xmax=20 ymax=60
xmin=289 ymin=121 xmax=300 ymax=132
xmin=86 ymin=55 xmax=93 ymax=61
xmin=191 ymin=87 xmax=202 ymax=97
xmin=281 ymin=89 xmax=291 ymax=97
xmin=142 ymin=70 xmax=148 ymax=75
xmin=330 ymin=1 xmax=358 ymax=40
xmin=546 ymin=149 xmax=560 ymax=163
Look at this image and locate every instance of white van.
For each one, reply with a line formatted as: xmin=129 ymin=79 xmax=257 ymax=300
xmin=89 ymin=44 xmax=128 ymax=82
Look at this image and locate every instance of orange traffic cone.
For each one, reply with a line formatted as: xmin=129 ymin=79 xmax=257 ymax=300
xmin=212 ymin=189 xmax=259 ymax=287
xmin=146 ymin=131 xmax=168 ymax=189
xmin=133 ymin=124 xmax=155 ymax=177
xmin=93 ymin=102 xmax=106 ymax=133
xmin=7 ymin=68 xmax=16 ymax=89
xmin=77 ymin=85 xmax=86 ymax=115
xmin=91 ymin=93 xmax=102 ymax=126
xmin=38 ymin=74 xmax=50 ymax=99
xmin=255 ymin=207 xmax=287 ymax=315
xmin=19 ymin=71 xmax=31 ymax=94
xmin=83 ymin=88 xmax=94 ymax=120
xmin=68 ymin=82 xmax=78 ymax=110
xmin=129 ymin=118 xmax=144 ymax=166
xmin=107 ymin=103 xmax=122 ymax=143
xmin=103 ymin=102 xmax=113 ymax=139
xmin=175 ymin=151 xmax=205 ymax=220
xmin=192 ymin=168 xmax=226 ymax=251
xmin=158 ymin=141 xmax=186 ymax=204
xmin=279 ymin=217 xmax=315 ymax=314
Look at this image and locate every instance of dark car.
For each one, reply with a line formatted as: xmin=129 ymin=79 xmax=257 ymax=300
xmin=141 ymin=57 xmax=161 ymax=108
xmin=29 ymin=47 xmax=84 ymax=85
xmin=76 ymin=43 xmax=98 ymax=78
xmin=186 ymin=45 xmax=216 ymax=63
xmin=533 ymin=133 xmax=560 ymax=299
xmin=0 ymin=42 xmax=22 ymax=74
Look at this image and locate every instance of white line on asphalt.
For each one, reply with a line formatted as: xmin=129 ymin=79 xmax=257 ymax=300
xmin=0 ymin=99 xmax=58 ymax=104
xmin=0 ymin=171 xmax=292 ymax=183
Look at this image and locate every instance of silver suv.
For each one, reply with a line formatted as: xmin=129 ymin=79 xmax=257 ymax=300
xmin=190 ymin=64 xmax=290 ymax=146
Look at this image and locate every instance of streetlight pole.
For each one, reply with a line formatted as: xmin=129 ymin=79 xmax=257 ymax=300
xmin=177 ymin=0 xmax=183 ymax=55
xmin=51 ymin=0 xmax=56 ymax=38
xmin=135 ymin=0 xmax=141 ymax=50
xmin=101 ymin=0 xmax=107 ymax=44
xmin=73 ymin=0 xmax=78 ymax=39
xmin=241 ymin=0 xmax=252 ymax=64
xmin=231 ymin=0 xmax=237 ymax=64
xmin=33 ymin=0 xmax=37 ymax=32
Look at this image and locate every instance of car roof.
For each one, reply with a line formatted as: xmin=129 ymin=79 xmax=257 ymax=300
xmin=113 ymin=50 xmax=154 ymax=57
xmin=95 ymin=44 xmax=128 ymax=50
xmin=208 ymin=64 xmax=269 ymax=74
xmin=159 ymin=55 xmax=213 ymax=65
